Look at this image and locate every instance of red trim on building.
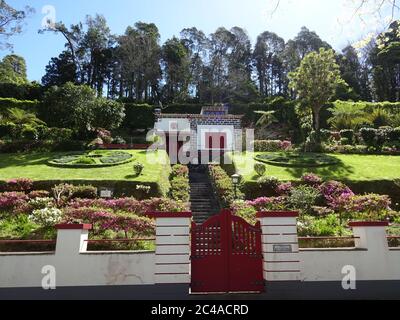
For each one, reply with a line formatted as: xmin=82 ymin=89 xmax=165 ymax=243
xmin=257 ymin=212 xmax=299 ymax=218
xmin=147 ymin=212 xmax=193 ymax=218
xmin=56 ymin=224 xmax=92 ymax=230
xmin=349 ymin=221 xmax=389 ymax=227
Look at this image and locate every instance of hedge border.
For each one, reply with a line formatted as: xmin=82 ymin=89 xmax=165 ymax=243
xmin=254 ymin=154 xmax=341 ymax=168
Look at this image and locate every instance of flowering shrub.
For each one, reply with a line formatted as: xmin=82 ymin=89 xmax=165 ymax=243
xmin=29 ymin=207 xmax=63 ymax=227
xmin=253 ymin=140 xmax=293 ymax=152
xmin=0 ymin=192 xmax=29 ymax=214
xmin=279 ymin=140 xmax=293 ymax=151
xmin=301 ymin=173 xmax=323 ymax=186
xmin=257 ymin=176 xmax=280 ymax=190
xmin=67 ymin=197 xmax=188 ymax=215
xmin=169 ymin=165 xmax=190 ymax=203
xmin=64 ymin=207 xmax=155 ymax=237
xmin=288 ymin=185 xmax=321 ymax=213
xmin=276 ymin=182 xmax=293 ymax=196
xmin=246 ymin=197 xmax=286 ymax=212
xmin=298 ymin=214 xmax=346 ymax=237
xmin=319 ymin=181 xmax=354 ymax=208
xmin=208 ymin=165 xmax=238 ymax=207
xmin=95 ymin=128 xmax=113 ymax=144
xmin=0 ymin=178 xmax=33 ymax=193
xmin=28 ymin=197 xmax=54 ymax=210
xmin=231 ymin=200 xmax=257 ymax=224
xmin=101 ymin=215 xmax=155 ymax=237
xmin=170 ymin=165 xmax=189 ymax=180
xmin=28 ymin=190 xmax=50 ymax=199
xmin=332 ymin=193 xmax=392 ymax=220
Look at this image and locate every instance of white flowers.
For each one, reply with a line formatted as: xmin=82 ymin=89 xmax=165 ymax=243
xmin=28 ymin=197 xmax=54 ymax=210
xmin=29 ymin=207 xmax=63 ymax=227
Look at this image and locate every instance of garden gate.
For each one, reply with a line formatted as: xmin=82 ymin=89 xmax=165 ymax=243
xmin=191 ymin=210 xmax=264 ymax=293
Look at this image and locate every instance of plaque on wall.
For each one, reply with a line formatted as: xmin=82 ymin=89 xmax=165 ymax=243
xmin=273 ymin=244 xmax=293 ymax=253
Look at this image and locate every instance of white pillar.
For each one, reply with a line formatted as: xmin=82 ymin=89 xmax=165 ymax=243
xmin=152 ymin=213 xmax=192 ymax=284
xmin=349 ymin=221 xmax=389 ymax=252
xmin=55 ymin=224 xmax=91 ymax=256
xmin=257 ymin=212 xmax=301 ymax=282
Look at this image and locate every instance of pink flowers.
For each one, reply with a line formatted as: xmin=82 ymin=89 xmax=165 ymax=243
xmin=246 ymin=197 xmax=286 ymax=211
xmin=276 ymin=182 xmax=293 ymax=196
xmin=319 ymin=181 xmax=354 ymax=208
xmin=1 ymin=178 xmax=33 ymax=193
xmin=0 ymin=192 xmax=30 ymax=214
xmin=279 ymin=140 xmax=293 ymax=151
xmin=301 ymin=173 xmax=323 ymax=186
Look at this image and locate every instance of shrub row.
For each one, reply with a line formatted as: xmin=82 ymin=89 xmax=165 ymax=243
xmin=23 ymin=180 xmax=166 ymax=199
xmin=208 ymin=165 xmax=239 ymax=207
xmin=252 ymin=140 xmax=293 ymax=152
xmin=169 ymin=165 xmax=190 ymax=203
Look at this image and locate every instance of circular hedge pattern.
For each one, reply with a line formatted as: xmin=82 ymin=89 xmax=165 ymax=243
xmin=255 ymin=152 xmax=340 ymax=168
xmin=48 ymin=151 xmax=134 ymax=168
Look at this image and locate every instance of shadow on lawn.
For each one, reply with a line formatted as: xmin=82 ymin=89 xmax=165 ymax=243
xmin=0 ymin=153 xmax=57 ymax=168
xmin=285 ymin=161 xmax=355 ymax=180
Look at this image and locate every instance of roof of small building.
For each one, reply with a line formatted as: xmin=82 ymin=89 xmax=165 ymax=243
xmin=156 ymin=113 xmax=243 ymax=120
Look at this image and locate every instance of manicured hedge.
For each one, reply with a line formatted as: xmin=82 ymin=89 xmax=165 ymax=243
xmin=169 ymin=165 xmax=190 ymax=203
xmin=27 ymin=180 xmax=167 ymax=199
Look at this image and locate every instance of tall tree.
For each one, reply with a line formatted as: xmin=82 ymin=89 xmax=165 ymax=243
xmin=116 ymin=22 xmax=161 ymax=101
xmin=289 ymin=48 xmax=346 ymax=140
xmin=180 ymin=27 xmax=208 ymax=101
xmin=40 ymin=15 xmax=114 ymax=95
xmin=0 ymin=1 xmax=33 ymax=50
xmin=42 ymin=51 xmax=77 ymax=87
xmin=0 ymin=54 xmax=28 ymax=84
xmin=253 ymin=31 xmax=285 ymax=97
xmin=371 ymin=20 xmax=400 ymax=101
xmin=161 ymin=37 xmax=190 ymax=102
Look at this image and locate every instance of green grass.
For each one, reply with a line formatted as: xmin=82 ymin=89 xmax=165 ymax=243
xmin=0 ymin=150 xmax=170 ymax=183
xmin=231 ymin=152 xmax=400 ymax=182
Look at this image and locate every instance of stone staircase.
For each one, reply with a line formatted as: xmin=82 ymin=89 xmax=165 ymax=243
xmin=189 ymin=165 xmax=221 ymax=224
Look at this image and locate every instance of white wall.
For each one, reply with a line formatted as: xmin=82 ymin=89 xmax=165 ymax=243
xmin=154 ymin=118 xmax=191 ymax=132
xmin=0 ymin=251 xmax=155 ymax=288
xmin=0 ymin=215 xmax=192 ymax=289
xmin=197 ymin=125 xmax=235 ymax=150
xmin=300 ymin=249 xmax=400 ymax=282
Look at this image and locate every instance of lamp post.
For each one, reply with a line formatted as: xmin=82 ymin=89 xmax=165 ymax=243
xmin=231 ymin=174 xmax=242 ymax=200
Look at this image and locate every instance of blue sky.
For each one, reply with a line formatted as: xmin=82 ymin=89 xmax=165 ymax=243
xmin=1 ymin=0 xmax=398 ymax=81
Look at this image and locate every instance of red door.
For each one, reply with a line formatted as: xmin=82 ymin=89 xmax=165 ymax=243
xmin=191 ymin=210 xmax=264 ymax=294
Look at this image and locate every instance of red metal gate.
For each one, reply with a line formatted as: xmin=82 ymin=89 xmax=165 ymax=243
xmin=191 ymin=210 xmax=264 ymax=293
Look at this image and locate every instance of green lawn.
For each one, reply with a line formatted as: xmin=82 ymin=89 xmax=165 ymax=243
xmin=0 ymin=150 xmax=170 ymax=183
xmin=231 ymin=152 xmax=400 ymax=182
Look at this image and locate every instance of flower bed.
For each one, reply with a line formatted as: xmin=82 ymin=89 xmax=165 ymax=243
xmin=48 ymin=150 xmax=134 ymax=168
xmin=0 ymin=181 xmax=189 ymax=252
